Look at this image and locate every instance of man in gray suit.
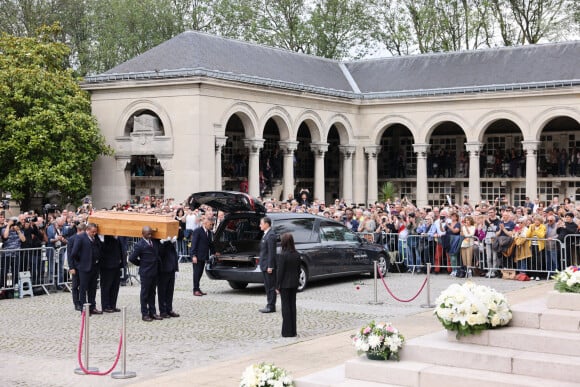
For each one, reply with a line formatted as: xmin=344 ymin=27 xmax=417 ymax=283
xmin=259 ymin=216 xmax=277 ymax=313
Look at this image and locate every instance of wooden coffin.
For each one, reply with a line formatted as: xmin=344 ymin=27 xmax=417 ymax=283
xmin=88 ymin=212 xmax=179 ymax=239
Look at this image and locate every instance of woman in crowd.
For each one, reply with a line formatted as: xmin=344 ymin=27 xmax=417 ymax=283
xmin=446 ymin=212 xmax=462 ymax=276
xmin=526 ymin=215 xmax=546 ymax=276
xmin=460 ymin=215 xmax=476 ymax=277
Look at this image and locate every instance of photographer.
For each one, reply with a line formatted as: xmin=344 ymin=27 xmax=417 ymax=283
xmin=1 ymin=217 xmax=26 ymax=294
xmin=21 ymin=214 xmax=44 ymax=286
xmin=46 ymin=217 xmax=68 ymax=289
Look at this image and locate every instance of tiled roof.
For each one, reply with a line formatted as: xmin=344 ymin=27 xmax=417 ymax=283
xmin=85 ymin=31 xmax=580 ymax=99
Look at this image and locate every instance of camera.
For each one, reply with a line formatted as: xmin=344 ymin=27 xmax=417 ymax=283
xmin=440 ymin=215 xmax=445 ymax=220
xmin=26 ymin=216 xmax=38 ymax=223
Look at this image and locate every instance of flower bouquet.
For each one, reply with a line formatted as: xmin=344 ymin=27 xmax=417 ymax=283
xmin=352 ymin=321 xmax=405 ymax=361
xmin=434 ymin=282 xmax=512 ymax=338
xmin=240 ymin=362 xmax=294 ymax=387
xmin=553 ymin=266 xmax=580 ymax=293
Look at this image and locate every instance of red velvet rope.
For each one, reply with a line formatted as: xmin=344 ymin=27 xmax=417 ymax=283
xmin=377 ymin=267 xmax=428 ymax=303
xmin=77 ymin=310 xmax=123 ymax=375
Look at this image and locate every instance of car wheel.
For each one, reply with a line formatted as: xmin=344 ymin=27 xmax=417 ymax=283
xmin=376 ymin=254 xmax=389 ymax=276
xmin=228 ymin=281 xmax=248 ymax=290
xmin=297 ymin=265 xmax=308 ymax=292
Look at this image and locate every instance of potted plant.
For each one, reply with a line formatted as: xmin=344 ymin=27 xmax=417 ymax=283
xmin=240 ymin=362 xmax=294 ymax=387
xmin=434 ymin=282 xmax=512 ymax=338
xmin=352 ymin=321 xmax=405 ymax=360
xmin=378 ymin=182 xmax=397 ymax=203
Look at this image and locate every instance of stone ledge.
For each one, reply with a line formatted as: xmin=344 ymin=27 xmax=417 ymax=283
xmin=546 ymin=290 xmax=580 ymax=311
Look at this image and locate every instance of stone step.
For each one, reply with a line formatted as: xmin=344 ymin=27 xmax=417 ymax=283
xmin=445 ymin=325 xmax=580 ymax=356
xmin=546 ymin=290 xmax=580 ymax=311
xmin=510 ymin=297 xmax=580 ymax=332
xmin=404 ymin=331 xmax=579 ymax=383
xmin=295 ymin=365 xmax=402 ymax=387
xmin=343 ymin=358 xmax=579 ymax=387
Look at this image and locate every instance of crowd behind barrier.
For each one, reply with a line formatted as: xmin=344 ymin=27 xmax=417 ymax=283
xmin=2 ymin=192 xmax=580 ymax=297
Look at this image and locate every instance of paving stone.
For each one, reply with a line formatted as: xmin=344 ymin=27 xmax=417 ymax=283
xmin=0 ymin=264 xmax=541 ymax=386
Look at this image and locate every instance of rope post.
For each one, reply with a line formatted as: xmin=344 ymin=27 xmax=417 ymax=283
xmin=369 ymin=260 xmax=383 ymax=305
xmin=111 ymin=307 xmax=137 ymax=379
xmin=74 ymin=303 xmax=99 ymax=375
xmin=421 ymin=263 xmax=435 ymax=308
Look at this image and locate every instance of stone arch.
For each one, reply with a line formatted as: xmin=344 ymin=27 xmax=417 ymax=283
xmin=220 ymin=102 xmax=259 ymax=138
xmin=325 ymin=113 xmax=354 ymax=144
xmin=531 ymin=106 xmax=580 ymax=140
xmin=371 ymin=115 xmax=418 ymax=145
xmin=261 ymin=106 xmax=292 ymax=140
xmin=294 ymin=110 xmax=324 ymax=142
xmin=423 ymin=112 xmax=469 ymax=142
xmin=474 ymin=110 xmax=527 ymax=142
xmin=117 ymin=99 xmax=173 ymax=138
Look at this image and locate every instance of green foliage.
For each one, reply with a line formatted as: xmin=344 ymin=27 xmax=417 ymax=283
xmin=0 ymin=24 xmax=112 ymax=207
xmin=378 ymin=182 xmax=397 ymax=202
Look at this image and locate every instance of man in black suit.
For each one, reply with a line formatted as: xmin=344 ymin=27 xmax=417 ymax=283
xmin=68 ymin=223 xmax=102 ymax=315
xmin=129 ymin=226 xmax=162 ymax=322
xmin=259 ymin=216 xmax=277 ymax=313
xmin=66 ymin=223 xmax=86 ymax=311
xmin=100 ymin=235 xmax=125 ymax=313
xmin=190 ymin=218 xmax=215 ymax=296
xmin=158 ymin=237 xmax=180 ymax=317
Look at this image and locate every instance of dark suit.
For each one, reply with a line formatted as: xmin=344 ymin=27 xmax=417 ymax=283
xmin=190 ymin=227 xmax=214 ymax=292
xmin=100 ymin=236 xmax=124 ymax=310
xmin=260 ymin=229 xmax=277 ymax=311
xmin=129 ymin=238 xmax=161 ymax=316
xmin=69 ymin=232 xmax=101 ymax=310
xmin=66 ymin=233 xmax=81 ymax=309
xmin=276 ymin=251 xmax=301 ymax=337
xmin=158 ymin=240 xmax=179 ymax=314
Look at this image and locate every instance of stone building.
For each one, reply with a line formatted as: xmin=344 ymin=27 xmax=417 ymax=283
xmin=83 ymin=31 xmax=580 ymax=208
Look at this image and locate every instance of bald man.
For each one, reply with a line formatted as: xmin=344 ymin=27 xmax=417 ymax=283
xmin=129 ymin=226 xmax=162 ymax=322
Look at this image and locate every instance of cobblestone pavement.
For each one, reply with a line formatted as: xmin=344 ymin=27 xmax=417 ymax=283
xmin=0 ymin=264 xmax=541 ymax=386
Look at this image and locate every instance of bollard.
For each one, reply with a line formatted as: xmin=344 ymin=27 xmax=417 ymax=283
xmin=421 ymin=263 xmax=435 ymax=308
xmin=111 ymin=307 xmax=137 ymax=379
xmin=369 ymin=260 xmax=383 ymax=305
xmin=74 ymin=303 xmax=99 ymax=375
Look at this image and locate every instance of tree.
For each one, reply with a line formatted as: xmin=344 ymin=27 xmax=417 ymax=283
xmin=0 ymin=24 xmax=112 ymax=209
xmin=309 ymin=0 xmax=374 ymax=59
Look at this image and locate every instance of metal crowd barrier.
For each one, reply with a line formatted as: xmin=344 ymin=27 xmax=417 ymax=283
xmin=0 ymin=246 xmax=57 ymax=295
xmin=359 ymin=231 xmax=579 ymax=279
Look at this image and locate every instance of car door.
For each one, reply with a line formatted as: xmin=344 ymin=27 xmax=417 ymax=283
xmin=318 ymin=221 xmax=349 ymax=274
xmin=344 ymin=228 xmax=371 ymax=272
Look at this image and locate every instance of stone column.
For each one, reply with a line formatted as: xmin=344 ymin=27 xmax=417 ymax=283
xmin=364 ymin=146 xmax=381 ymax=205
xmin=310 ymin=142 xmax=329 ymax=201
xmin=522 ymin=140 xmax=540 ymax=200
xmin=339 ymin=145 xmax=356 ymax=204
xmin=114 ymin=156 xmax=132 ymax=203
xmin=413 ymin=143 xmax=430 ymax=208
xmin=279 ymin=140 xmax=299 ymax=201
xmin=243 ymin=138 xmax=264 ymax=197
xmin=465 ymin=142 xmax=483 ymax=204
xmin=215 ymin=136 xmax=227 ymax=190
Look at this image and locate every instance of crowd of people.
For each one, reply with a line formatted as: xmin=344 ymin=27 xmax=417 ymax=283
xmin=2 ymin=189 xmax=580 ymax=309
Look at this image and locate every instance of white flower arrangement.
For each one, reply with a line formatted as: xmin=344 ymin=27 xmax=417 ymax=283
xmin=240 ymin=362 xmax=294 ymax=387
xmin=553 ymin=266 xmax=580 ymax=293
xmin=352 ymin=321 xmax=405 ymax=360
xmin=434 ymin=282 xmax=512 ymax=337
